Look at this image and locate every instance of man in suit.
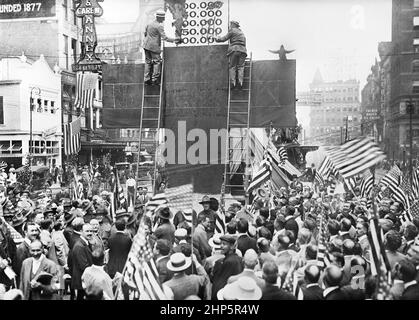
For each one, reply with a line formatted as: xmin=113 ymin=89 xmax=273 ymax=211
xmin=107 ymin=219 xmax=132 ymax=279
xmin=323 ymin=265 xmax=347 ymax=300
xmin=236 ymin=219 xmax=257 ymax=256
xmin=19 ymin=240 xmax=59 ymax=300
xmin=211 ymin=234 xmax=243 ymax=300
xmin=396 ymin=259 xmax=419 ymax=300
xmin=261 ymin=261 xmax=296 ymax=300
xmin=14 ymin=222 xmax=39 ymax=285
xmin=71 ymin=223 xmax=93 ymax=300
xmin=143 ymin=9 xmax=180 ymax=85
xmin=385 ymin=230 xmax=406 ymax=271
xmin=153 ymin=239 xmax=173 ymax=283
xmin=400 ymin=224 xmax=418 ymax=255
xmin=227 ymin=249 xmax=265 ymax=290
xmin=300 ymin=265 xmax=323 ymax=300
xmin=154 ymin=207 xmax=175 ymax=244
xmin=214 ymin=20 xmax=247 ymax=89
xmin=192 ymin=213 xmax=212 ymax=260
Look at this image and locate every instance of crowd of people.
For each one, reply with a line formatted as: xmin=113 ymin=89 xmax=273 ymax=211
xmin=1 ymin=158 xmax=419 ymax=301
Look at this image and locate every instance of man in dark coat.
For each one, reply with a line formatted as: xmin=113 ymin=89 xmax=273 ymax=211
xmin=153 ymin=207 xmax=175 ymax=244
xmin=215 ymin=20 xmax=247 ymax=89
xmin=198 ymin=196 xmax=216 ymax=239
xmin=300 ymin=265 xmax=324 ymax=300
xmin=236 ymin=219 xmax=257 ymax=256
xmin=211 ymin=234 xmax=243 ymax=300
xmin=153 ymin=239 xmax=173 ymax=283
xmin=323 ymin=265 xmax=347 ymax=300
xmin=14 ymin=222 xmax=39 ymax=285
xmin=71 ymin=223 xmax=93 ymax=300
xmin=261 ymin=261 xmax=296 ymax=300
xmin=397 ymin=259 xmax=419 ymax=300
xmin=142 ymin=9 xmax=179 ymax=85
xmin=106 ymin=219 xmax=132 ymax=278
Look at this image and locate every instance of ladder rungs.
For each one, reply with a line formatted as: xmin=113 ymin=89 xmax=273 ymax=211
xmin=229 ymin=124 xmax=248 ymax=127
xmin=230 ymin=100 xmax=249 ymax=103
xmin=142 ymin=118 xmax=159 ymax=121
xmin=144 ymin=95 xmax=160 ymax=97
xmin=230 ymin=111 xmax=248 ymax=114
xmin=225 ymin=185 xmax=246 ymax=188
xmin=226 ymin=172 xmax=246 ymax=175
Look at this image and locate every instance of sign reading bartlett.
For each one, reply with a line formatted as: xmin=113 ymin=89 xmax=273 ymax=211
xmin=72 ymin=0 xmax=104 ymax=72
xmin=0 ymin=0 xmax=55 ymax=19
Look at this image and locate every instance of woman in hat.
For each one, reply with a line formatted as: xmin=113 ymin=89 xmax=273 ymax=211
xmin=153 ymin=207 xmax=175 ymax=244
xmin=163 ymin=253 xmax=210 ymax=300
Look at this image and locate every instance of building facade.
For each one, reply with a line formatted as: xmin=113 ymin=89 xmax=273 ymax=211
xmin=307 ymin=70 xmax=361 ymax=146
xmin=385 ymin=0 xmax=419 ymax=161
xmin=0 ymin=55 xmax=62 ymax=167
xmin=0 ymin=0 xmax=122 ymax=166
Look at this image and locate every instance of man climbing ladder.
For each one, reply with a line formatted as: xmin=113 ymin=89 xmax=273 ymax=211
xmin=213 ymin=20 xmax=247 ymax=89
xmin=143 ymin=9 xmax=181 ymax=85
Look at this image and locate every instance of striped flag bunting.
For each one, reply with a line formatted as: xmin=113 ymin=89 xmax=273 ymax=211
xmin=63 ymin=117 xmax=81 ymax=156
xmin=410 ymin=201 xmax=419 ymax=219
xmin=380 ymin=165 xmax=402 ymax=189
xmin=400 ymin=172 xmax=415 ymax=204
xmin=412 ymin=169 xmax=419 ymax=200
xmin=114 ymin=170 xmax=126 ymax=211
xmin=324 ymin=136 xmax=386 ymax=179
xmin=74 ymin=72 xmax=97 ymax=110
xmin=2 ymin=218 xmax=24 ymax=244
xmin=215 ymin=209 xmax=226 ymax=235
xmin=316 ymin=209 xmax=330 ymax=269
xmin=0 ymin=161 xmax=7 ymax=170
xmin=146 ymin=192 xmax=168 ymax=227
xmin=317 ymin=156 xmax=337 ymax=180
xmin=344 ymin=175 xmax=359 ymax=195
xmin=247 ymin=152 xmax=272 ymax=193
xmin=277 ymin=147 xmax=288 ymax=166
xmin=120 ymin=224 xmax=167 ymax=300
xmin=367 ymin=214 xmax=392 ymax=300
xmin=360 ymin=170 xmax=374 ymax=198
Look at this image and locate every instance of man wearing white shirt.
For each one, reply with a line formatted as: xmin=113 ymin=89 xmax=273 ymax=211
xmin=126 ymin=175 xmax=136 ymax=208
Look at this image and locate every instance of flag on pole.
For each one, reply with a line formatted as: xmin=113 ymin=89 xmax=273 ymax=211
xmin=120 ymin=224 xmax=167 ymax=300
xmin=324 ymin=137 xmax=386 ymax=179
xmin=412 ymin=169 xmax=419 ymax=200
xmin=74 ymin=72 xmax=97 ymax=109
xmin=360 ymin=170 xmax=374 ymax=198
xmin=247 ymin=152 xmax=272 ymax=193
xmin=63 ymin=117 xmax=81 ymax=156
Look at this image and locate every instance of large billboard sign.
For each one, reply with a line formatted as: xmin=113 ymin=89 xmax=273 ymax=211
xmin=0 ymin=0 xmax=56 ymax=19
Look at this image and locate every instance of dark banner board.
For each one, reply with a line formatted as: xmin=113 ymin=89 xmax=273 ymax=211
xmin=0 ymin=0 xmax=56 ymax=19
xmin=162 ymin=45 xmax=229 ymax=194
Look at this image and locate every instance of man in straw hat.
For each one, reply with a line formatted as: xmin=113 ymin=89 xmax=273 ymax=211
xmin=163 ymin=252 xmax=210 ymax=300
xmin=217 ymin=276 xmax=262 ymax=300
xmin=142 ymin=9 xmax=181 ymax=85
xmin=213 ymin=20 xmax=247 ymax=89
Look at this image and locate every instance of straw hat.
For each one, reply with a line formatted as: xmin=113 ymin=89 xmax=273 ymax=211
xmin=166 ymin=253 xmax=192 ymax=272
xmin=217 ymin=277 xmax=262 ymax=300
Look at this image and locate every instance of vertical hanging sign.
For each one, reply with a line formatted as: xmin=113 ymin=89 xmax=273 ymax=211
xmin=72 ymin=0 xmax=104 ymax=72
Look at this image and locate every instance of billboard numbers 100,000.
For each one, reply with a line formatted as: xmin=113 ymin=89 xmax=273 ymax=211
xmin=0 ymin=0 xmax=55 ymax=19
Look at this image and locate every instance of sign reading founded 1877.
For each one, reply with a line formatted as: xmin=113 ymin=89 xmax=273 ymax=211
xmin=0 ymin=0 xmax=56 ymax=19
xmin=72 ymin=0 xmax=104 ymax=72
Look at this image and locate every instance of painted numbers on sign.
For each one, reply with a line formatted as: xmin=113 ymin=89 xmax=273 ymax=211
xmin=0 ymin=0 xmax=55 ymax=19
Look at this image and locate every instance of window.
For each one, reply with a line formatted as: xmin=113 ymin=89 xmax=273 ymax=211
xmin=63 ymin=0 xmax=68 ymax=21
xmin=415 ymin=0 xmax=419 ymax=8
xmin=44 ymin=100 xmax=49 ymax=112
xmin=414 ymin=16 xmax=419 ymax=28
xmin=71 ymin=38 xmax=77 ymax=66
xmin=413 ymin=81 xmax=419 ymax=93
xmin=0 ymin=96 xmax=3 ymax=124
xmin=71 ymin=0 xmax=77 ymax=25
xmin=63 ymin=35 xmax=69 ymax=70
xmin=51 ymin=101 xmax=55 ymax=114
xmin=37 ymin=99 xmax=42 ymax=112
xmin=413 ymin=61 xmax=419 ymax=73
xmin=414 ymin=39 xmax=419 ymax=53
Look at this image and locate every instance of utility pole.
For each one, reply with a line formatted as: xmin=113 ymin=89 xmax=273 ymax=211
xmin=407 ymin=99 xmax=414 ymax=183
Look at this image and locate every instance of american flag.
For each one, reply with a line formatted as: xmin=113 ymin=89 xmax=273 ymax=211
xmin=146 ymin=192 xmax=168 ymax=232
xmin=412 ymin=169 xmax=419 ymax=200
xmin=277 ymin=147 xmax=288 ymax=166
xmin=318 ymin=155 xmax=337 ymax=180
xmin=410 ymin=201 xmax=419 ymax=219
xmin=324 ymin=137 xmax=386 ymax=179
xmin=360 ymin=170 xmax=374 ymax=198
xmin=247 ymin=151 xmax=272 ymax=193
xmin=367 ymin=212 xmax=392 ymax=300
xmin=63 ymin=117 xmax=81 ymax=156
xmin=74 ymin=72 xmax=97 ymax=110
xmin=120 ymin=224 xmax=167 ymax=300
xmin=316 ymin=209 xmax=330 ymax=269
